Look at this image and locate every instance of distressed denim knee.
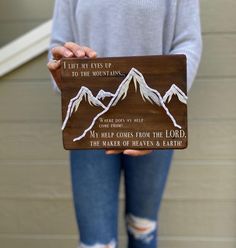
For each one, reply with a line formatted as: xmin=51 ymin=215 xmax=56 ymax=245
xmin=126 ymin=213 xmax=157 ymax=244
xmin=79 ymin=238 xmax=117 ymax=248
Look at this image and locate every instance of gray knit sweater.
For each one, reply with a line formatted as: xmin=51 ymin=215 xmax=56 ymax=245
xmin=49 ymin=0 xmax=202 ymax=92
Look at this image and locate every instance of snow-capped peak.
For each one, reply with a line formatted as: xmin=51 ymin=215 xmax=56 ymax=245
xmin=163 ymin=84 xmax=187 ymax=104
xmin=61 ymin=86 xmax=106 ymax=130
xmin=70 ymin=86 xmax=106 ymax=113
xmin=111 ymin=68 xmax=163 ymax=107
xmin=96 ymin=90 xmax=115 ymax=100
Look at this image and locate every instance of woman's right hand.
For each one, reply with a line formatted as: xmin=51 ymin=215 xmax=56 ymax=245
xmin=47 ymin=42 xmax=97 ymax=90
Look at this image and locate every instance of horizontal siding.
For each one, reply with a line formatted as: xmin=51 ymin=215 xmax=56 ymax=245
xmin=2 ymin=54 xmax=49 ymax=80
xmin=0 ymin=236 xmax=78 ymax=248
xmin=198 ymin=34 xmax=236 ymax=78
xmin=158 ymin=200 xmax=236 ymax=238
xmin=0 ymin=161 xmax=71 ymax=200
xmin=188 ymin=78 xmax=236 ymax=120
xmin=0 ymin=0 xmax=235 ymax=30
xmin=0 ymin=22 xmax=43 ymax=47
xmin=0 ymin=122 xmax=66 ymax=161
xmin=2 ymin=34 xmax=236 ymax=81
xmin=0 ymin=235 xmax=235 ymax=248
xmin=175 ymin=120 xmax=236 ymax=160
xmin=0 ymin=121 xmax=235 ymax=161
xmin=0 ymin=160 xmax=236 ymax=201
xmin=0 ymin=0 xmax=235 ymax=41
xmin=164 ymin=160 xmax=236 ymax=201
xmin=1 ymin=0 xmax=236 ymax=46
xmin=0 ymin=198 xmax=236 ymax=238
xmin=159 ymin=238 xmax=236 ymax=248
xmin=0 ymin=0 xmax=54 ymax=46
xmin=0 ymin=199 xmax=77 ymax=235
xmin=0 ymin=0 xmax=54 ymax=21
xmin=0 ymin=81 xmax=61 ymax=122
xmin=201 ymin=0 xmax=236 ymax=33
xmin=0 ymin=77 xmax=235 ymax=122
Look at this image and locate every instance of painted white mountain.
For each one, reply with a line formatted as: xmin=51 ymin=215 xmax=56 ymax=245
xmin=111 ymin=68 xmax=163 ymax=107
xmin=96 ymin=90 xmax=115 ymax=100
xmin=61 ymin=86 xmax=106 ymax=130
xmin=66 ymin=67 xmax=182 ymax=142
xmin=163 ymin=84 xmax=188 ymax=104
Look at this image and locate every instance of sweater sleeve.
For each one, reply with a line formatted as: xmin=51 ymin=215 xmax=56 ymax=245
xmin=169 ymin=0 xmax=203 ymax=92
xmin=48 ymin=0 xmax=75 ymax=93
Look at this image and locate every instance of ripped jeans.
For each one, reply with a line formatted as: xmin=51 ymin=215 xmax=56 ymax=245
xmin=70 ymin=149 xmax=173 ymax=248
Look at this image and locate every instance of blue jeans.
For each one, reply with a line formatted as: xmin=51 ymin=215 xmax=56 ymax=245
xmin=70 ymin=150 xmax=173 ymax=248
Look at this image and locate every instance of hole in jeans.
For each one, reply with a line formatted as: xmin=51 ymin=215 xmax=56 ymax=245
xmin=79 ymin=238 xmax=116 ymax=248
xmin=126 ymin=213 xmax=157 ymax=244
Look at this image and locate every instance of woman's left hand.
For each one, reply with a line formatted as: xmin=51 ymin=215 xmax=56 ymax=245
xmin=106 ymin=150 xmax=153 ymax=156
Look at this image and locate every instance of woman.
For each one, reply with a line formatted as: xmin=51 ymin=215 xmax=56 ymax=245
xmin=47 ymin=1 xmax=202 ymax=247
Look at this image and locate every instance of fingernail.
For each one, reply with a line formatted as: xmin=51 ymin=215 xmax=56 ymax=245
xmin=75 ymin=50 xmax=83 ymax=57
xmin=90 ymin=52 xmax=97 ymax=57
xmin=65 ymin=51 xmax=73 ymax=57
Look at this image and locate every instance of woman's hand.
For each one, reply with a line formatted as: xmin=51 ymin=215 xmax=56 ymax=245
xmin=106 ymin=150 xmax=153 ymax=156
xmin=47 ymin=42 xmax=97 ymax=90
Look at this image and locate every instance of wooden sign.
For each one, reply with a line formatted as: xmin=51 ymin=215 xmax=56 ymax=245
xmin=60 ymin=55 xmax=187 ymax=150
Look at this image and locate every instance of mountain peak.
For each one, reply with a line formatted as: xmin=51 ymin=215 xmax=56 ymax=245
xmin=72 ymin=86 xmax=106 ymax=112
xmin=96 ymin=90 xmax=115 ymax=100
xmin=163 ymin=84 xmax=187 ymax=104
xmin=62 ymin=67 xmax=184 ymax=141
xmin=111 ymin=67 xmax=163 ymax=107
xmin=61 ymin=86 xmax=106 ymax=130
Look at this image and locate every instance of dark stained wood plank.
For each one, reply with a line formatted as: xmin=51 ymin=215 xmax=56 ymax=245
xmin=60 ymin=55 xmax=187 ymax=149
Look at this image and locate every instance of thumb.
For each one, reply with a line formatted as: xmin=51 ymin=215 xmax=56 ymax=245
xmin=47 ymin=60 xmax=62 ymax=90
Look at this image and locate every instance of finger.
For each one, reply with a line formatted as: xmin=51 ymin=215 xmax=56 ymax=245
xmin=47 ymin=60 xmax=62 ymax=90
xmin=64 ymin=42 xmax=86 ymax=58
xmin=123 ymin=150 xmax=153 ymax=156
xmin=51 ymin=46 xmax=73 ymax=60
xmin=64 ymin=42 xmax=97 ymax=58
xmin=47 ymin=59 xmax=61 ymax=71
xmin=105 ymin=150 xmax=124 ymax=155
xmin=81 ymin=46 xmax=97 ymax=58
